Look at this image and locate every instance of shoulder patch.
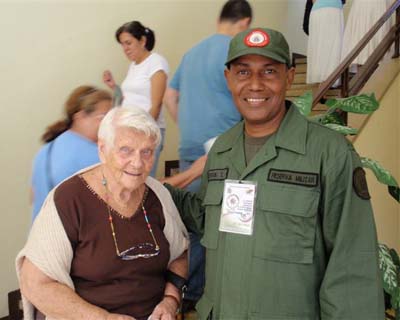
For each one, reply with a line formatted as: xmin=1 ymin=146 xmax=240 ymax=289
xmin=208 ymin=168 xmax=229 ymax=181
xmin=353 ymin=167 xmax=371 ymax=200
xmin=268 ymin=169 xmax=318 ymax=187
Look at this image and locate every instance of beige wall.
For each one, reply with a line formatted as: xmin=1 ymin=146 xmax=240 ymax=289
xmin=354 ymin=73 xmax=400 ymax=252
xmin=0 ymin=0 xmax=289 ymax=316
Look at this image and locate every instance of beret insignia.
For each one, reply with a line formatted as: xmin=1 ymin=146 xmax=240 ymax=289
xmin=244 ymin=29 xmax=270 ymax=47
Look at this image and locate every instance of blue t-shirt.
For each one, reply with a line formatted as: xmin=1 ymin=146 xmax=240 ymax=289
xmin=312 ymin=0 xmax=343 ymax=11
xmin=31 ymin=130 xmax=100 ymax=220
xmin=169 ymin=34 xmax=241 ymax=161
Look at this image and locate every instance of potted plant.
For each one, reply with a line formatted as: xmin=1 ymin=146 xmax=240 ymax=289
xmin=293 ymin=92 xmax=400 ymax=319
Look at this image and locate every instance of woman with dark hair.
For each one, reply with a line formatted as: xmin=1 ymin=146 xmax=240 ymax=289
xmin=103 ymin=21 xmax=168 ymax=177
xmin=31 ymin=86 xmax=112 ymax=220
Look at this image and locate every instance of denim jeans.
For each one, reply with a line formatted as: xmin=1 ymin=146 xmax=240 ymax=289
xmin=180 ymin=159 xmax=205 ymax=302
xmin=150 ymin=128 xmax=165 ymax=177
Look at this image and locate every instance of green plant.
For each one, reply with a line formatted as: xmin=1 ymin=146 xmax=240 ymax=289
xmin=293 ymin=92 xmax=400 ymax=319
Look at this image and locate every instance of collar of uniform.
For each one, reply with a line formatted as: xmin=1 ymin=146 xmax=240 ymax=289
xmin=274 ymin=101 xmax=308 ymax=155
xmin=212 ymin=121 xmax=245 ymax=154
xmin=212 ymin=101 xmax=308 ymax=155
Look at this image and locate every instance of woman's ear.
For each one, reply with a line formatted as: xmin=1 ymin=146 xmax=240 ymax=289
xmin=140 ymin=36 xmax=147 ymax=48
xmin=98 ymin=139 xmax=107 ymax=163
xmin=72 ymin=110 xmax=85 ymax=121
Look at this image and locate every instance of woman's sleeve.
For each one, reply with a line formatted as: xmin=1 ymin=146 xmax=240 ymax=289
xmin=16 ymin=190 xmax=75 ymax=319
xmin=148 ymin=54 xmax=169 ymax=77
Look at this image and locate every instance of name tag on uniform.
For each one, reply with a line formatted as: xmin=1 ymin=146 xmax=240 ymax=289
xmin=268 ymin=169 xmax=318 ymax=187
xmin=219 ymin=180 xmax=257 ymax=236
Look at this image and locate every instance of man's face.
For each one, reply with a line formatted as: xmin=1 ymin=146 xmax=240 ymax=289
xmin=225 ymin=54 xmax=295 ymax=128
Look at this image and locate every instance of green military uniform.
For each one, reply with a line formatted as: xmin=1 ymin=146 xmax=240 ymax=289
xmin=166 ymin=104 xmax=384 ymax=319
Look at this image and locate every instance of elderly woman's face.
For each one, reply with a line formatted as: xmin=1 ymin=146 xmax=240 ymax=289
xmin=101 ymin=127 xmax=156 ymax=191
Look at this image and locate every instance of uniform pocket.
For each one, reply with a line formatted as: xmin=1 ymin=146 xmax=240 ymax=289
xmin=201 ymin=182 xmax=223 ymax=250
xmin=253 ymin=182 xmax=320 ymax=264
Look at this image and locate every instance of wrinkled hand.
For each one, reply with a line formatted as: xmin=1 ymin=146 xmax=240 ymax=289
xmin=103 ymin=70 xmax=116 ymax=89
xmin=106 ymin=313 xmax=136 ymax=320
xmin=148 ymin=296 xmax=178 ymax=320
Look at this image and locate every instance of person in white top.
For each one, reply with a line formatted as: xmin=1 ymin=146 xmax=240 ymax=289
xmin=103 ymin=21 xmax=169 ymax=177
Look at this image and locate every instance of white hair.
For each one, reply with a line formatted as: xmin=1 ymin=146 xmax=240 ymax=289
xmin=98 ymin=106 xmax=161 ymax=150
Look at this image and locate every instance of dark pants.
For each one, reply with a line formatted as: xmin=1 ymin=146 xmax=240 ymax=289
xmin=180 ymin=160 xmax=206 ymax=302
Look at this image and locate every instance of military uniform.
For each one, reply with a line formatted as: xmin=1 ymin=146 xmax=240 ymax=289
xmin=166 ymin=104 xmax=384 ymax=319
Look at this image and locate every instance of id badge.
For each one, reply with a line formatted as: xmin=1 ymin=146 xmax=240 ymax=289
xmin=219 ymin=180 xmax=257 ymax=235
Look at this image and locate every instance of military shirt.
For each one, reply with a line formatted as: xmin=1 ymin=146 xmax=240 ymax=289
xmin=166 ymin=104 xmax=384 ymax=320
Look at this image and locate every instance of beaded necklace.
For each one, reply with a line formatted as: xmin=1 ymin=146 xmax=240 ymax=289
xmin=101 ymin=174 xmax=160 ymax=260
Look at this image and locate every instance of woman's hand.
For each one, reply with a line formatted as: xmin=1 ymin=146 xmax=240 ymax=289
xmin=148 ymin=296 xmax=178 ymax=320
xmin=103 ymin=70 xmax=116 ymax=89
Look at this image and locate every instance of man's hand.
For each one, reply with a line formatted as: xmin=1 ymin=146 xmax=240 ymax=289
xmin=103 ymin=70 xmax=116 ymax=90
xmin=148 ymin=296 xmax=178 ymax=320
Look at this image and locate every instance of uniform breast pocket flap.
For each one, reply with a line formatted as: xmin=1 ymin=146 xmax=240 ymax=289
xmin=254 ymin=184 xmax=320 ymax=264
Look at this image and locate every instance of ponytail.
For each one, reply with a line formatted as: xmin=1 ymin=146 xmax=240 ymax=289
xmin=41 ymin=119 xmax=71 ymax=143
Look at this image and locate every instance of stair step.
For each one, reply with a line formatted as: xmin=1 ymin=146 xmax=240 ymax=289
xmin=295 ymin=64 xmax=307 ymax=74
xmin=295 ymin=57 xmax=307 ymax=64
xmin=313 ymin=103 xmax=329 ymax=111
xmin=293 ymin=73 xmax=306 ymax=84
xmin=287 ymin=88 xmax=340 ymax=98
xmin=290 ymin=83 xmax=318 ymax=91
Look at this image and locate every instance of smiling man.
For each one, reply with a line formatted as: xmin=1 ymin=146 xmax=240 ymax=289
xmin=165 ymin=28 xmax=384 ymax=320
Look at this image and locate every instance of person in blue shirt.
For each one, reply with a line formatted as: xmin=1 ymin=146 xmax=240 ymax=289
xmin=163 ymin=0 xmax=252 ymax=312
xmin=31 ymin=86 xmax=112 ymax=220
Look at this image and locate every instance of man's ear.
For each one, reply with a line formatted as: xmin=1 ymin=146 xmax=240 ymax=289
xmin=236 ymin=17 xmax=251 ymax=32
xmin=286 ymin=66 xmax=296 ymax=90
xmin=224 ymin=68 xmax=233 ymax=93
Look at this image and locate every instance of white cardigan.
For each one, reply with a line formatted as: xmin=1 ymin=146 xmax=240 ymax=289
xmin=16 ymin=166 xmax=189 ymax=320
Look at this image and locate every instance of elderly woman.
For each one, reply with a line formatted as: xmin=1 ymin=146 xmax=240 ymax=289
xmin=17 ymin=107 xmax=189 ymax=320
xmin=31 ymin=85 xmax=112 ymax=220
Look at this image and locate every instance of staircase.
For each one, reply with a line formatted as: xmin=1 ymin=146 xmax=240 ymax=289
xmin=287 ymin=56 xmax=342 ymax=115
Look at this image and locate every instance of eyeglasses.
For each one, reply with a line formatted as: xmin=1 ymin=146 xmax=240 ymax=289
xmin=102 ymin=179 xmax=160 ymax=260
xmin=117 ymin=242 xmax=160 ymax=260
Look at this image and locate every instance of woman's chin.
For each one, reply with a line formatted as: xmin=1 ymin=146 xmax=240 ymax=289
xmin=120 ymin=175 xmax=146 ymax=190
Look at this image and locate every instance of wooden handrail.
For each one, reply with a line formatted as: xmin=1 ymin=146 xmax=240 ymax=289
xmin=312 ymin=0 xmax=400 ymax=107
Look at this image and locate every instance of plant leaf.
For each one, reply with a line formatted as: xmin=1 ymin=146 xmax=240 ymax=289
xmin=391 ymin=287 xmax=400 ymax=310
xmin=293 ymin=91 xmax=313 ymax=116
xmin=324 ymin=98 xmax=339 ymax=108
xmin=390 ymin=249 xmax=400 ymax=267
xmin=361 ymin=158 xmax=399 ymax=187
xmin=332 ymin=93 xmax=379 ymax=114
xmin=323 ymin=123 xmax=358 ymax=135
xmin=379 ymin=244 xmax=398 ymax=297
xmin=321 ymin=110 xmax=346 ymax=126
xmin=388 ymin=186 xmax=400 ymax=203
